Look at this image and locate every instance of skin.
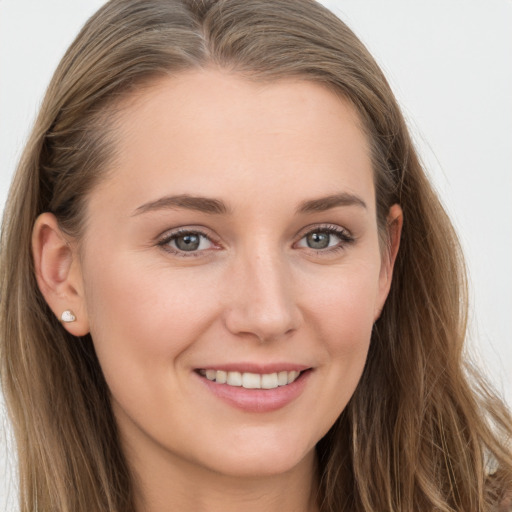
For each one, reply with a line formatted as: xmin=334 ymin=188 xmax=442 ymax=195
xmin=33 ymin=69 xmax=402 ymax=512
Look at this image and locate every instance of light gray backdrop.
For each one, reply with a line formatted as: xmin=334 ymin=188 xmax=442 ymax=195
xmin=1 ymin=1 xmax=511 ymax=509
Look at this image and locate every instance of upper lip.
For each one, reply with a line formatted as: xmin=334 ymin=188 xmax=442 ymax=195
xmin=195 ymin=363 xmax=311 ymax=374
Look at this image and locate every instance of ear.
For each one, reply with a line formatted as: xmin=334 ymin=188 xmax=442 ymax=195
xmin=374 ymin=204 xmax=403 ymax=321
xmin=32 ymin=213 xmax=90 ymax=336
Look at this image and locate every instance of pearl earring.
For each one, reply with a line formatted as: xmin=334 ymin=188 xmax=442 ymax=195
xmin=61 ymin=310 xmax=76 ymax=323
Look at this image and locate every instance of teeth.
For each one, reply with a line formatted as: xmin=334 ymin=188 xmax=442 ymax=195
xmin=216 ymin=370 xmax=227 ymax=384
xmin=277 ymin=371 xmax=288 ymax=386
xmin=226 ymin=371 xmax=242 ymax=386
xmin=261 ymin=372 xmax=278 ymax=389
xmin=287 ymin=370 xmax=299 ymax=384
xmin=200 ymin=369 xmax=302 ymax=389
xmin=242 ymin=372 xmax=261 ymax=389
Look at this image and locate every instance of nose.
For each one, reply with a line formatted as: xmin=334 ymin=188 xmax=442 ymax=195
xmin=223 ymin=249 xmax=302 ymax=343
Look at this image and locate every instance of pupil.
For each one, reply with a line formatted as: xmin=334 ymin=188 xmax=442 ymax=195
xmin=307 ymin=232 xmax=329 ymax=249
xmin=176 ymin=234 xmax=200 ymax=251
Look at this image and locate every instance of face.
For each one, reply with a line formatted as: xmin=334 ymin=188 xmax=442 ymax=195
xmin=75 ymin=70 xmax=399 ymax=479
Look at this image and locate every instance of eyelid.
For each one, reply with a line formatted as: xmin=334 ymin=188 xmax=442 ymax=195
xmin=156 ymin=226 xmax=221 ymax=256
xmin=154 ymin=223 xmax=354 ymax=257
xmin=293 ymin=223 xmax=355 ymax=251
xmin=294 ymin=223 xmax=354 ymax=241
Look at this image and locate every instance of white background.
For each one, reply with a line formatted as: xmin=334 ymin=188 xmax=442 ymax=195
xmin=1 ymin=1 xmax=511 ymax=509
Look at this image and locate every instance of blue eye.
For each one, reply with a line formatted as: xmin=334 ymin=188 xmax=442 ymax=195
xmin=159 ymin=230 xmax=215 ymax=254
xmin=174 ymin=233 xmax=201 ymax=251
xmin=296 ymin=226 xmax=353 ymax=251
xmin=304 ymin=231 xmax=332 ymax=249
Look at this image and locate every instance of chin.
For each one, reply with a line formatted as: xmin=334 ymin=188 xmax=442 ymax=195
xmin=205 ymin=449 xmax=315 ymax=479
xmin=188 ymin=428 xmax=319 ymax=479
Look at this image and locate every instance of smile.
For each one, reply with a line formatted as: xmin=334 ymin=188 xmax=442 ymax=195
xmin=197 ymin=369 xmax=302 ymax=389
xmin=196 ymin=366 xmax=311 ymax=413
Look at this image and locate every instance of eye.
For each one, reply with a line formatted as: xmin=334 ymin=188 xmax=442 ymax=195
xmin=296 ymin=225 xmax=354 ymax=252
xmin=303 ymin=231 xmax=334 ymax=250
xmin=158 ymin=229 xmax=216 ymax=255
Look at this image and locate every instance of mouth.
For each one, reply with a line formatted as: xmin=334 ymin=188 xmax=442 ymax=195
xmin=195 ymin=366 xmax=312 ymax=412
xmin=196 ymin=369 xmax=304 ymax=389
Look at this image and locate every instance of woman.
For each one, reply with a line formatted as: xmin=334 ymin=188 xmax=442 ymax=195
xmin=0 ymin=0 xmax=511 ymax=511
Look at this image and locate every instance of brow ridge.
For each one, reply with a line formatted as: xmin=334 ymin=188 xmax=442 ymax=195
xmin=297 ymin=193 xmax=367 ymax=213
xmin=133 ymin=192 xmax=366 ymax=217
xmin=133 ymin=194 xmax=229 ymax=216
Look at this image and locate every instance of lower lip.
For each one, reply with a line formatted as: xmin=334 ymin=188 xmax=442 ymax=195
xmin=196 ymin=370 xmax=312 ymax=413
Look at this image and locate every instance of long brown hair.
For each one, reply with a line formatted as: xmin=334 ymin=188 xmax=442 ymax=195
xmin=1 ymin=0 xmax=511 ymax=510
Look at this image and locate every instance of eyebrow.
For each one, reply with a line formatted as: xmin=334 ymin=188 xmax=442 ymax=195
xmin=133 ymin=194 xmax=230 ymax=216
xmin=133 ymin=191 xmax=367 ymax=217
xmin=297 ymin=193 xmax=367 ymax=213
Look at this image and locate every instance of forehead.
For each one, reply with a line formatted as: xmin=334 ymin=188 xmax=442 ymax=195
xmin=91 ymin=69 xmax=375 ymax=215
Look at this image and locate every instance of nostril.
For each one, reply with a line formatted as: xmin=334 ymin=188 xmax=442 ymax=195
xmin=223 ymin=305 xmax=301 ymax=343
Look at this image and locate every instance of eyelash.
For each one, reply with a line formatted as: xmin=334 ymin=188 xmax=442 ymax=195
xmin=157 ymin=224 xmax=355 ymax=257
xmin=295 ymin=224 xmax=355 ymax=255
xmin=157 ymin=227 xmax=218 ymax=258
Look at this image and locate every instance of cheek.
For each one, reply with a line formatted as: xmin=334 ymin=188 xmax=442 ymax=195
xmin=307 ymin=261 xmax=380 ymax=346
xmin=82 ymin=253 xmax=217 ymax=384
xmin=303 ymin=262 xmax=380 ymax=408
